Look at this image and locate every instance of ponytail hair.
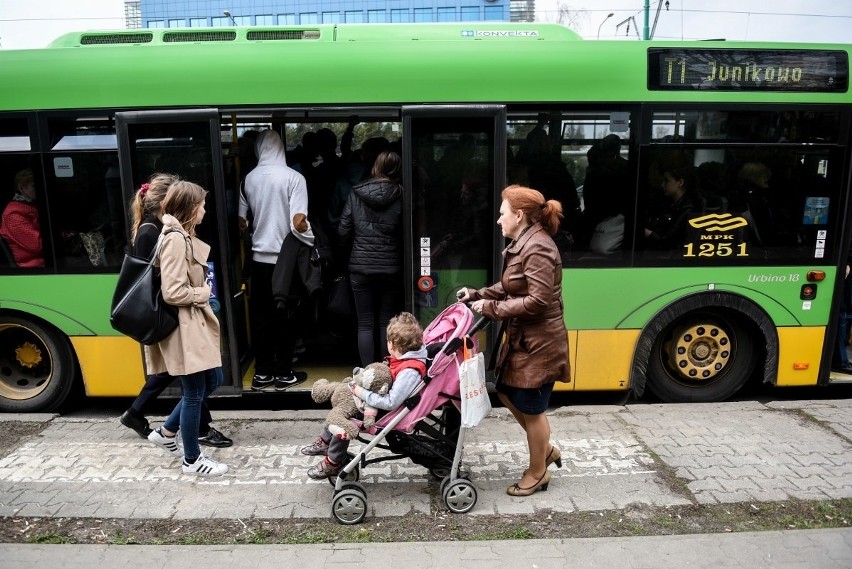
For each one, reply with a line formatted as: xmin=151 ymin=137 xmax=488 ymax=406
xmin=502 ymin=184 xmax=563 ymax=237
xmin=129 ymin=173 xmax=178 ymax=244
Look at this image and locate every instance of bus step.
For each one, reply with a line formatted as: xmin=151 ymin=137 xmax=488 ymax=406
xmin=828 ymin=370 xmax=852 ymax=383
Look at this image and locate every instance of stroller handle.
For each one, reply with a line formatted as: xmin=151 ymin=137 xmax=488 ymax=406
xmin=456 ymin=299 xmax=491 ymax=336
xmin=469 ymin=315 xmax=490 ymax=336
xmin=438 ymin=307 xmax=491 ymax=356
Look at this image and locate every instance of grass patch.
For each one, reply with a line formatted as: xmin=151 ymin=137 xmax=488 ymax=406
xmin=26 ymin=532 xmax=74 ymax=544
xmin=109 ymin=529 xmax=139 ymax=545
xmin=2 ymin=499 xmax=850 ymax=545
xmin=469 ymin=527 xmax=535 ymax=540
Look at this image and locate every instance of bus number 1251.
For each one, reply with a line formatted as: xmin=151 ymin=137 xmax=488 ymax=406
xmin=683 ymin=242 xmax=749 ymax=257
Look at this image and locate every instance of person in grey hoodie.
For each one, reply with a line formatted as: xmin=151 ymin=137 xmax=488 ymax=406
xmin=338 ymin=150 xmax=403 ymax=366
xmin=238 ymin=130 xmax=314 ymax=391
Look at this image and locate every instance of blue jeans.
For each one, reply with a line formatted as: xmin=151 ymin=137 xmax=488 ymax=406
xmin=163 ymin=367 xmax=223 ymax=461
xmin=837 ymin=312 xmax=852 ymax=368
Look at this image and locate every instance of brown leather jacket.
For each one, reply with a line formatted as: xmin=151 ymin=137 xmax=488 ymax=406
xmin=471 ymin=223 xmax=570 ymax=389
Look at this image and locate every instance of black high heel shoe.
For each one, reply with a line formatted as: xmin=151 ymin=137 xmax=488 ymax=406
xmin=507 ymin=470 xmax=552 ymax=497
xmin=546 ymin=445 xmax=563 ymax=469
xmin=523 ymin=445 xmax=563 ymax=477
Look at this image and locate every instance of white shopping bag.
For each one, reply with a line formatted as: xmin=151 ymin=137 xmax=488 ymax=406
xmin=458 ymin=345 xmax=491 ymax=428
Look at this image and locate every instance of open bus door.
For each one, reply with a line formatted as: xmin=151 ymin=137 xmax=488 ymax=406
xmin=115 ymin=109 xmax=245 ymax=396
xmin=402 ymin=105 xmax=506 ymax=361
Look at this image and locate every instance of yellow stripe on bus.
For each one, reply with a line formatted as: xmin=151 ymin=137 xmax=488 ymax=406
xmin=553 ymin=329 xmax=639 ymax=392
xmin=775 ymin=326 xmax=824 ymax=386
xmin=70 ymin=336 xmax=145 ymax=397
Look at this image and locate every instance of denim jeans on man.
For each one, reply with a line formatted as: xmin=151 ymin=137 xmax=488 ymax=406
xmin=163 ymin=367 xmax=222 ymax=460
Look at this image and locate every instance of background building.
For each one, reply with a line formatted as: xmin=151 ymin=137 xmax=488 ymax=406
xmin=136 ymin=0 xmax=526 ymax=28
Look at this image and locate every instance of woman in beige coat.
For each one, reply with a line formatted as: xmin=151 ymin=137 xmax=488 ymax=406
xmin=459 ymin=185 xmax=570 ymax=497
xmin=144 ymin=180 xmax=228 ymax=477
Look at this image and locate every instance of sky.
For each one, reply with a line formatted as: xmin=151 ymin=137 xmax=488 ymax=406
xmin=537 ymin=0 xmax=852 ymax=42
xmin=0 ymin=0 xmax=125 ymax=49
xmin=0 ymin=0 xmax=850 ymax=49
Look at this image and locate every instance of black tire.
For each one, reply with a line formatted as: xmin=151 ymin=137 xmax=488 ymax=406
xmin=0 ymin=315 xmax=77 ymax=412
xmin=646 ymin=310 xmax=755 ymax=403
xmin=331 ymin=488 xmax=368 ymax=525
xmin=429 ymin=467 xmax=450 ymax=480
xmin=442 ymin=479 xmax=478 ymax=514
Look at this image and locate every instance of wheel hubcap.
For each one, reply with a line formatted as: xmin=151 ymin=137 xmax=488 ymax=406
xmin=0 ymin=324 xmax=51 ymax=401
xmin=668 ymin=323 xmax=731 ymax=382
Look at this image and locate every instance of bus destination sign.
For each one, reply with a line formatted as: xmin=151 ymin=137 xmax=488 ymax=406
xmin=648 ymin=48 xmax=849 ymax=92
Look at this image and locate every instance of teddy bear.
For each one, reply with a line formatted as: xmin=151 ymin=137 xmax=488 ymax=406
xmin=310 ymin=361 xmax=393 ymax=440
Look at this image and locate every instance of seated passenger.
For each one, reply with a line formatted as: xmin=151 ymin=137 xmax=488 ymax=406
xmin=732 ymin=162 xmax=777 ymax=245
xmin=0 ymin=169 xmax=44 ymax=268
xmin=644 ymin=162 xmax=701 ymax=250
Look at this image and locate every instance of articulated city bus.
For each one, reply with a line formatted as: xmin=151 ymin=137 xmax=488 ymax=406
xmin=0 ymin=23 xmax=850 ymax=412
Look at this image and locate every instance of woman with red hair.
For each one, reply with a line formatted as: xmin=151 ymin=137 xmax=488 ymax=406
xmin=458 ymin=184 xmax=570 ymax=497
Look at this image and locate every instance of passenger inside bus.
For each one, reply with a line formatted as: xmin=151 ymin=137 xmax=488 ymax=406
xmin=338 ymin=150 xmax=404 ymax=366
xmin=516 ymin=125 xmax=580 ymax=257
xmin=730 ymin=162 xmax=778 ymax=246
xmin=239 ymin=129 xmax=313 ymax=392
xmin=581 ymin=135 xmax=631 ymax=255
xmin=0 ymin=168 xmax=44 ymax=268
xmin=431 ymin=175 xmax=491 ymax=267
xmin=644 ymin=156 xmax=701 ymax=250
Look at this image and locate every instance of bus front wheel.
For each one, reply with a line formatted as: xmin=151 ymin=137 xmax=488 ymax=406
xmin=0 ymin=315 xmax=77 ymax=412
xmin=647 ymin=310 xmax=756 ymax=403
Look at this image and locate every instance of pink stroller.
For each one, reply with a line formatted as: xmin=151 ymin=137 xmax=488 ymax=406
xmin=330 ymin=302 xmax=488 ymax=525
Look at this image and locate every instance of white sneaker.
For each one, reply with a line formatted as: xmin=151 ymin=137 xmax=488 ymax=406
xmin=147 ymin=428 xmax=181 ymax=457
xmin=182 ymin=454 xmax=228 ymax=477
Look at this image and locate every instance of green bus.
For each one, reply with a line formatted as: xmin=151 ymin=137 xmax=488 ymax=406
xmin=0 ymin=23 xmax=850 ymax=412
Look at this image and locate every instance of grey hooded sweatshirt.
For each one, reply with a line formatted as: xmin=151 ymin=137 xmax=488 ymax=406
xmin=239 ymin=130 xmax=314 ymax=263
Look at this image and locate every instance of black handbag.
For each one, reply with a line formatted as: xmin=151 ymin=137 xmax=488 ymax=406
xmin=110 ymin=232 xmax=178 ymax=345
xmin=326 ymin=273 xmax=353 ymax=320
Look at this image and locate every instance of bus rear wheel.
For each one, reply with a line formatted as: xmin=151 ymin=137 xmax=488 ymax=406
xmin=647 ymin=310 xmax=755 ymax=403
xmin=0 ymin=316 xmax=77 ymax=412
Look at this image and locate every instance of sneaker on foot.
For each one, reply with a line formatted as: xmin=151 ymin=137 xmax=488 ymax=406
xmin=182 ymin=454 xmax=228 ymax=477
xmin=251 ymin=374 xmax=275 ymax=391
xmin=120 ymin=410 xmax=152 ymax=439
xmin=147 ymin=427 xmax=181 ymax=457
xmin=307 ymin=457 xmax=341 ymax=480
xmin=274 ymin=371 xmax=308 ymax=391
xmin=300 ymin=437 xmax=330 ymax=456
xmin=198 ymin=427 xmax=233 ymax=448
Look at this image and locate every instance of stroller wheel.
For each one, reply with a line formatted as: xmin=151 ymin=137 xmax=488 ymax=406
xmin=334 ymin=481 xmax=366 ymax=496
xmin=332 ymin=488 xmax=368 ymax=525
xmin=328 ymin=462 xmax=360 ymax=486
xmin=429 ymin=467 xmax=450 ymax=480
xmin=442 ymin=479 xmax=477 ymax=514
xmin=439 ymin=475 xmax=451 ymax=496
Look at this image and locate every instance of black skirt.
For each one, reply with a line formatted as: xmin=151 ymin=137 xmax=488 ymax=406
xmin=495 ymin=380 xmax=554 ymax=415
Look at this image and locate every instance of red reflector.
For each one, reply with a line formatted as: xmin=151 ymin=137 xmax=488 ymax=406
xmin=807 ymin=270 xmax=826 ymax=281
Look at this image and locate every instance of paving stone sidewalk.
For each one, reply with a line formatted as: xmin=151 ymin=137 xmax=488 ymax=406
xmin=1 ymin=399 xmax=851 ymax=520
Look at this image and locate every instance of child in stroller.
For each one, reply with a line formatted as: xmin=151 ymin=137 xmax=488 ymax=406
xmin=303 ymin=312 xmax=428 ymax=479
xmin=307 ymin=303 xmax=488 ymax=524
